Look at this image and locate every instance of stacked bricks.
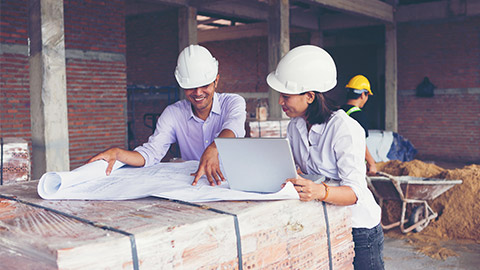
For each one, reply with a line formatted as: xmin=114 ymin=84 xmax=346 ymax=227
xmin=226 ymin=203 xmax=354 ymax=270
xmin=249 ymin=119 xmax=290 ymax=138
xmin=0 ymin=182 xmax=354 ymax=269
xmin=1 ymin=138 xmax=30 ymax=185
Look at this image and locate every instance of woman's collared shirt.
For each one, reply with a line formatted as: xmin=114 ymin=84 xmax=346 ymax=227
xmin=287 ymin=110 xmax=381 ymax=229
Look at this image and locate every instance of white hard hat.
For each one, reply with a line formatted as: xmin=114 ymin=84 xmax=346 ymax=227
xmin=174 ymin=45 xmax=219 ymax=89
xmin=266 ymin=45 xmax=337 ymax=94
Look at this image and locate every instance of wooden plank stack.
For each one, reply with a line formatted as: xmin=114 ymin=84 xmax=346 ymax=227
xmin=0 ymin=181 xmax=354 ymax=269
xmin=1 ymin=137 xmax=31 ymax=185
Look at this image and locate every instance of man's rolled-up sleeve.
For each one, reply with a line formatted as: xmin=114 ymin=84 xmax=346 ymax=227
xmin=134 ymin=107 xmax=177 ymax=167
xmin=221 ymin=94 xmax=247 ymax=137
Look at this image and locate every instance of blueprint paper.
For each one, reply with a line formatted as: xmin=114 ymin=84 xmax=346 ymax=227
xmin=37 ymin=160 xmax=299 ymax=202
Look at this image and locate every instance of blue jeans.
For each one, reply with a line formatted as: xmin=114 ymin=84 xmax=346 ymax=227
xmin=352 ymin=223 xmax=385 ymax=270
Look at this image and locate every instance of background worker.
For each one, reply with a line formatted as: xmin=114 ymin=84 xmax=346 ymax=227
xmin=89 ymin=45 xmax=247 ymax=186
xmin=341 ymin=75 xmax=378 ymax=175
xmin=267 ymin=45 xmax=384 ymax=270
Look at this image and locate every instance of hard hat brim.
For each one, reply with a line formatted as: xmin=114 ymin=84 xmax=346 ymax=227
xmin=176 ymin=74 xmax=217 ymax=90
xmin=267 ymin=72 xmax=336 ymax=94
xmin=267 ymin=72 xmax=297 ymax=94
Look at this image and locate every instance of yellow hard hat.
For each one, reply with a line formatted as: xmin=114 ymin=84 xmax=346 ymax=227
xmin=346 ymin=75 xmax=373 ymax=95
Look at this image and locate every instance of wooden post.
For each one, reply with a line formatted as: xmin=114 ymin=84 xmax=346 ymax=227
xmin=385 ymin=23 xmax=398 ymax=132
xmin=268 ymin=0 xmax=290 ymax=119
xmin=28 ymin=0 xmax=70 ymax=178
xmin=310 ymin=11 xmax=324 ymax=48
xmin=178 ymin=6 xmax=198 ymax=100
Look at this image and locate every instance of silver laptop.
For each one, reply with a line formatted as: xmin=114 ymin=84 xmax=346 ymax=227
xmin=215 ymin=137 xmax=297 ymax=193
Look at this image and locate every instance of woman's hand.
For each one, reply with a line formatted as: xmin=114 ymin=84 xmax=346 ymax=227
xmin=286 ymin=175 xmax=326 ymax=202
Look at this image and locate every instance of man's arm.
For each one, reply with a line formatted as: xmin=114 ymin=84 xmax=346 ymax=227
xmin=191 ymin=94 xmax=246 ymax=186
xmin=191 ymin=129 xmax=235 ymax=186
xmin=88 ymin=148 xmax=145 ymax=175
xmin=134 ymin=105 xmax=178 ymax=167
xmin=365 ymin=146 xmax=378 ymax=176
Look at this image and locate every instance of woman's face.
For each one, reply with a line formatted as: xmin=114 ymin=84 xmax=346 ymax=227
xmin=278 ymin=92 xmax=315 ymax=118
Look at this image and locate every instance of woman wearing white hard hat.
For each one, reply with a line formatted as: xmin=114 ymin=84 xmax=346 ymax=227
xmin=267 ymin=45 xmax=384 ymax=270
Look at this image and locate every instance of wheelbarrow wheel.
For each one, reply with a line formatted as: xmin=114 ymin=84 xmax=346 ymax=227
xmin=409 ymin=205 xmax=429 ymax=232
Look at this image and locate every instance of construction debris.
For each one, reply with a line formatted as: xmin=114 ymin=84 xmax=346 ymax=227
xmin=376 ymin=160 xmax=480 ymax=259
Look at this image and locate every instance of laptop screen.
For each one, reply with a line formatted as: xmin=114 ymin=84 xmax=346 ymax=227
xmin=215 ymin=137 xmax=297 ymax=193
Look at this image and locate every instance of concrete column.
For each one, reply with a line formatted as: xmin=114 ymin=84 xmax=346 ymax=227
xmin=28 ymin=0 xmax=70 ymax=179
xmin=385 ymin=23 xmax=398 ymax=132
xmin=268 ymin=0 xmax=290 ymax=119
xmin=178 ymin=6 xmax=198 ymax=100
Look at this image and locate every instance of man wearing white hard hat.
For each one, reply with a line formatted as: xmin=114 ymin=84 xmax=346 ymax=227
xmin=267 ymin=45 xmax=384 ymax=270
xmin=89 ymin=45 xmax=246 ymax=186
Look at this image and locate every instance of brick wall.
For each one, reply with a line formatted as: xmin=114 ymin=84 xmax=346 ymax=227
xmin=0 ymin=0 xmax=31 ymax=145
xmin=66 ymin=59 xmax=127 ymax=168
xmin=1 ymin=0 xmax=128 ymax=171
xmin=397 ymin=16 xmax=480 ymax=162
xmin=64 ymin=0 xmax=127 ymax=169
xmin=64 ymin=0 xmax=126 ymax=53
xmin=205 ymin=37 xmax=268 ymax=94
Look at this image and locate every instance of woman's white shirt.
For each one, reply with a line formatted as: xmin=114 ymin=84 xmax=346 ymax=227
xmin=287 ymin=110 xmax=381 ymax=229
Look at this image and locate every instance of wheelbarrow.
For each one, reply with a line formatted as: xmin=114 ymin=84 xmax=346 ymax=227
xmin=366 ymin=172 xmax=462 ymax=233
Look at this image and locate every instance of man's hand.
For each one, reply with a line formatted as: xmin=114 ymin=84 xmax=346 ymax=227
xmin=88 ymin=148 xmax=145 ymax=175
xmin=88 ymin=147 xmax=122 ymax=176
xmin=191 ymin=144 xmax=225 ymax=186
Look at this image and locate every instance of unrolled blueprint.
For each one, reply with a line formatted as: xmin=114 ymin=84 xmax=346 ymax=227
xmin=37 ymin=160 xmax=299 ymax=202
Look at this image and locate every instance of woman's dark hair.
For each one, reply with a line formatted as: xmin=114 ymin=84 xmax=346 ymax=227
xmin=304 ymin=92 xmax=339 ymax=125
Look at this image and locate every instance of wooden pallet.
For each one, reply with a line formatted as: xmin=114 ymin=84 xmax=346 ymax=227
xmin=0 ymin=181 xmax=354 ymax=270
